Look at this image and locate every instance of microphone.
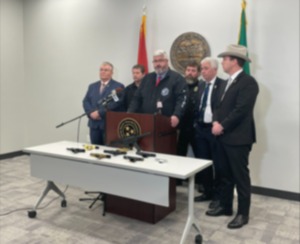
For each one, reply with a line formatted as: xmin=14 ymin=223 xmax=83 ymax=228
xmin=98 ymin=87 xmax=124 ymax=106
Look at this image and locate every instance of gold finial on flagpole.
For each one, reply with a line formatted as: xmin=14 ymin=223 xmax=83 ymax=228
xmin=242 ymin=0 xmax=247 ymax=10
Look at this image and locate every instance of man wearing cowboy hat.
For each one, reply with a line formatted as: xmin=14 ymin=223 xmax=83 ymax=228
xmin=205 ymin=44 xmax=259 ymax=229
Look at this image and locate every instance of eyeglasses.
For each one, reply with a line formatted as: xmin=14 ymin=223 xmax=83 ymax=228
xmin=152 ymin=59 xmax=166 ymax=63
xmin=100 ymin=68 xmax=112 ymax=72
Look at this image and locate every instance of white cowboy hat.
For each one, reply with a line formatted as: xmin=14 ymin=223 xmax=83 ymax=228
xmin=218 ymin=44 xmax=251 ymax=62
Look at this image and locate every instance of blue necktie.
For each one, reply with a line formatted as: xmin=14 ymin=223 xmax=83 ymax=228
xmin=198 ymin=83 xmax=211 ymax=122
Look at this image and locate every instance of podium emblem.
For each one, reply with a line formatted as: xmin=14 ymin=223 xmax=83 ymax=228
xmin=118 ymin=118 xmax=142 ymax=138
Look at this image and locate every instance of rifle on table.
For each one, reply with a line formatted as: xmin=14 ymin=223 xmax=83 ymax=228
xmin=109 ymin=132 xmax=151 ymax=151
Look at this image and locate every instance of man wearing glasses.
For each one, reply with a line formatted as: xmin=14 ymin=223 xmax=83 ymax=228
xmin=128 ymin=50 xmax=187 ymax=128
xmin=83 ymin=62 xmax=124 ymax=145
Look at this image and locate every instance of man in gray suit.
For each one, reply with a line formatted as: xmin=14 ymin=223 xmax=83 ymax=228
xmin=206 ymin=45 xmax=259 ymax=229
xmin=194 ymin=57 xmax=225 ymax=206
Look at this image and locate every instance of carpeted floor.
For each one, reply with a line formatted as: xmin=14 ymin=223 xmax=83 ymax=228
xmin=0 ymin=155 xmax=299 ymax=244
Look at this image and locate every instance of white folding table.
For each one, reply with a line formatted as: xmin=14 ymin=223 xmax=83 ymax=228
xmin=24 ymin=141 xmax=212 ymax=244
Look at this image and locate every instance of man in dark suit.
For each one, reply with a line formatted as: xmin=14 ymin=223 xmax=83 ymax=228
xmin=122 ymin=64 xmax=145 ymax=111
xmin=177 ymin=61 xmax=201 ymax=157
xmin=193 ymin=57 xmax=225 ymax=207
xmin=83 ymin=62 xmax=124 ymax=145
xmin=206 ymin=45 xmax=259 ymax=229
xmin=128 ymin=50 xmax=187 ymax=128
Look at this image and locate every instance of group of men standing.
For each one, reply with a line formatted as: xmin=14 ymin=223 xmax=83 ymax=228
xmin=82 ymin=44 xmax=259 ymax=229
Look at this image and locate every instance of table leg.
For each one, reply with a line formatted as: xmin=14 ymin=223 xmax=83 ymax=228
xmin=180 ymin=175 xmax=202 ymax=244
xmin=28 ymin=181 xmax=66 ymax=218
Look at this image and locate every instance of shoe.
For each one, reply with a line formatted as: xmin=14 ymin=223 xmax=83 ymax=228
xmin=227 ymin=215 xmax=249 ymax=229
xmin=194 ymin=194 xmax=212 ymax=202
xmin=198 ymin=184 xmax=205 ymax=193
xmin=176 ymin=179 xmax=183 ymax=186
xmin=206 ymin=206 xmax=233 ymax=216
xmin=209 ymin=200 xmax=220 ymax=209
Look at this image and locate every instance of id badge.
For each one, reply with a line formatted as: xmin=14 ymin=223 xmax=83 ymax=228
xmin=157 ymin=101 xmax=163 ymax=109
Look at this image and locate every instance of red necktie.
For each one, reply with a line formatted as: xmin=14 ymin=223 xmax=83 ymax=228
xmin=155 ymin=76 xmax=161 ymax=87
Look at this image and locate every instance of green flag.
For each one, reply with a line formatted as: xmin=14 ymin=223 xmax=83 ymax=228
xmin=238 ymin=0 xmax=250 ymax=74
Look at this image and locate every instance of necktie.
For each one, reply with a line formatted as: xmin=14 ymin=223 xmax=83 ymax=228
xmin=155 ymin=75 xmax=162 ymax=87
xmin=100 ymin=82 xmax=106 ymax=94
xmin=224 ymin=77 xmax=233 ymax=92
xmin=198 ymin=83 xmax=211 ymax=122
xmin=221 ymin=78 xmax=233 ymax=101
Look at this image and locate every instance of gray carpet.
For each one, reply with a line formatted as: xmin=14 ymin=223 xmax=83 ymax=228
xmin=0 ymin=155 xmax=299 ymax=244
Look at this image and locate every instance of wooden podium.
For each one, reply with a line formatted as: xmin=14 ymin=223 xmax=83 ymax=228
xmin=105 ymin=111 xmax=177 ymax=223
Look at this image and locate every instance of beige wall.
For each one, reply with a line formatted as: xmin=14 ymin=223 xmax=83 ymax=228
xmin=1 ymin=0 xmax=299 ymax=193
xmin=0 ymin=0 xmax=24 ymax=154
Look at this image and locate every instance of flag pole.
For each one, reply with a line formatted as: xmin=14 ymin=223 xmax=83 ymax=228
xmin=238 ymin=0 xmax=250 ymax=74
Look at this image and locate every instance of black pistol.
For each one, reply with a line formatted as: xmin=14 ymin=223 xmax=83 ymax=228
xmin=90 ymin=153 xmax=111 ymax=159
xmin=67 ymin=148 xmax=85 ymax=153
xmin=136 ymin=151 xmax=156 ymax=158
xmin=123 ymin=155 xmax=144 ymax=163
xmin=104 ymin=149 xmax=127 ymax=156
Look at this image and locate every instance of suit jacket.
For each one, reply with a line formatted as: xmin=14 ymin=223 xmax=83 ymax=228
xmin=195 ymin=77 xmax=225 ymax=120
xmin=213 ymin=71 xmax=259 ymax=145
xmin=83 ymin=79 xmax=124 ymax=130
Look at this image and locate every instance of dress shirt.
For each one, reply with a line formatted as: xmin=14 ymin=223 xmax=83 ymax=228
xmin=201 ymin=77 xmax=216 ymax=123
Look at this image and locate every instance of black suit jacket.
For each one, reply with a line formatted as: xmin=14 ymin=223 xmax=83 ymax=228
xmin=196 ymin=77 xmax=225 ymax=119
xmin=213 ymin=71 xmax=259 ymax=145
xmin=128 ymin=69 xmax=187 ymax=119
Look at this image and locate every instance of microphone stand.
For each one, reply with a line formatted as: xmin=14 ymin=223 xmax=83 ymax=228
xmin=56 ymin=112 xmax=86 ymax=129
xmin=56 ymin=91 xmax=115 ymax=144
xmin=56 ymin=101 xmax=110 ymax=129
xmin=55 ymin=105 xmax=110 ymax=142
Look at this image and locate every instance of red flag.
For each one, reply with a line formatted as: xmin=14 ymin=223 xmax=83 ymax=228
xmin=137 ymin=12 xmax=148 ymax=74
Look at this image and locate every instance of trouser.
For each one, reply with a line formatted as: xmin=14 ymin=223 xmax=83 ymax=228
xmin=177 ymin=129 xmax=197 ymax=156
xmin=194 ymin=124 xmax=219 ymax=198
xmin=217 ymin=142 xmax=252 ymax=216
xmin=90 ymin=128 xmax=104 ymax=145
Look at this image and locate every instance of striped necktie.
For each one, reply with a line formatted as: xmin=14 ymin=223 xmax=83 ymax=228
xmin=100 ymin=82 xmax=106 ymax=94
xmin=198 ymin=83 xmax=211 ymax=122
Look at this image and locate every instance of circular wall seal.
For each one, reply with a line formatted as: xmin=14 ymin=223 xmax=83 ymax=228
xmin=118 ymin=118 xmax=141 ymax=139
xmin=170 ymin=32 xmax=210 ymax=74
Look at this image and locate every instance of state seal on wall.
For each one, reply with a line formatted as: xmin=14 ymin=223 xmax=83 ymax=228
xmin=170 ymin=32 xmax=210 ymax=74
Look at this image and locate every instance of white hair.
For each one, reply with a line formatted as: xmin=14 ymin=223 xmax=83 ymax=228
xmin=101 ymin=61 xmax=114 ymax=71
xmin=153 ymin=49 xmax=168 ymax=60
xmin=201 ymin=57 xmax=218 ymax=69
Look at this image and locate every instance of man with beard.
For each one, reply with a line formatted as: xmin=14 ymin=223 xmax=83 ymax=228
xmin=177 ymin=61 xmax=201 ymax=157
xmin=128 ymin=50 xmax=187 ymax=128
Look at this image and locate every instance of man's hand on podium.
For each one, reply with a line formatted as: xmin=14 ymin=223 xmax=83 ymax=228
xmin=170 ymin=115 xmax=179 ymax=128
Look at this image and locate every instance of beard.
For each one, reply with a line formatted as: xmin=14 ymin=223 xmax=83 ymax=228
xmin=185 ymin=76 xmax=198 ymax=85
xmin=154 ymin=65 xmax=167 ymax=74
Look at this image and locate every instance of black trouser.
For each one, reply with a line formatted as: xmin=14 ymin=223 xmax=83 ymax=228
xmin=194 ymin=124 xmax=219 ymax=198
xmin=177 ymin=128 xmax=197 ymax=156
xmin=217 ymin=142 xmax=252 ymax=216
